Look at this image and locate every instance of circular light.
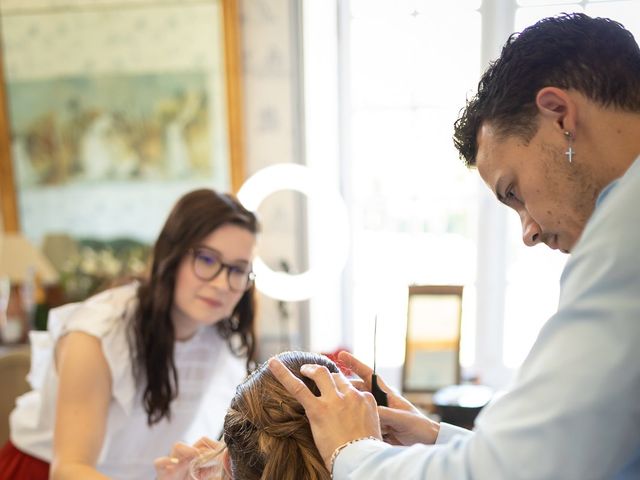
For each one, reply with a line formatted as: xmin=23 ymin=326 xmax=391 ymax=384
xmin=237 ymin=164 xmax=349 ymax=301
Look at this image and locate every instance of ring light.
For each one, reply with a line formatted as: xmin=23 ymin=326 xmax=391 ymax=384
xmin=237 ymin=164 xmax=349 ymax=301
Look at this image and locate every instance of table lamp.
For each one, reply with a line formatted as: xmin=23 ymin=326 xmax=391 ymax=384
xmin=0 ymin=232 xmax=58 ymax=343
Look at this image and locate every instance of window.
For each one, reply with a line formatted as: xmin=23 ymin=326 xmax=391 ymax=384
xmin=342 ymin=0 xmax=482 ymax=383
xmin=305 ymin=0 xmax=640 ymax=389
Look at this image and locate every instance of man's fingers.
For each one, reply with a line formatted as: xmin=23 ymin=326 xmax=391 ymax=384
xmin=349 ymin=378 xmax=367 ymax=391
xmin=377 ymin=405 xmax=396 ymax=424
xmin=378 ymin=405 xmax=414 ymax=426
xmin=300 ymin=364 xmax=339 ymax=395
xmin=331 ymin=371 xmax=354 ymax=393
xmin=338 ymin=351 xmax=394 ymax=391
xmin=268 ymin=357 xmax=319 ymax=406
xmin=375 ymin=374 xmax=393 ymax=393
xmin=338 ymin=351 xmax=374 ymax=380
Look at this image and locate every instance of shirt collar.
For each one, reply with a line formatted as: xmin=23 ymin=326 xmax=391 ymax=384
xmin=595 ymin=155 xmax=640 ymax=208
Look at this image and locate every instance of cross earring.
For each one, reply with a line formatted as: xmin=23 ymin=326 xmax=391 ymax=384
xmin=564 ymin=131 xmax=574 ymax=163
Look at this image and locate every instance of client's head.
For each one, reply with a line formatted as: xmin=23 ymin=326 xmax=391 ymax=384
xmin=193 ymin=351 xmax=338 ymax=480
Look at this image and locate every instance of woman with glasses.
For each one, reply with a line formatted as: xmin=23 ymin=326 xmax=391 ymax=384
xmin=0 ymin=189 xmax=259 ymax=480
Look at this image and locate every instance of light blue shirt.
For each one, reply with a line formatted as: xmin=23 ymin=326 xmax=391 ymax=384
xmin=335 ymin=156 xmax=640 ymax=479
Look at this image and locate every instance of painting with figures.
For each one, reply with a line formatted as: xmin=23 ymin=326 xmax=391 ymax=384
xmin=0 ymin=0 xmax=235 ymax=246
xmin=8 ymin=72 xmax=212 ymax=187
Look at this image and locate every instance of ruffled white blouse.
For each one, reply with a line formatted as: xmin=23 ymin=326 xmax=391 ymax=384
xmin=10 ymin=283 xmax=246 ymax=479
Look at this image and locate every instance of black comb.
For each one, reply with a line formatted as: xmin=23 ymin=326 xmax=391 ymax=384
xmin=371 ymin=315 xmax=388 ymax=407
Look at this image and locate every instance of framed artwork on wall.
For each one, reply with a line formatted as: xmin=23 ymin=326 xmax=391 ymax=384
xmin=0 ymin=0 xmax=245 ymax=238
xmin=403 ymin=285 xmax=464 ymax=393
xmin=0 ymin=0 xmax=245 ymax=300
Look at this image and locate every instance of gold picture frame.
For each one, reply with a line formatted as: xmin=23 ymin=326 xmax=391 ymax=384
xmin=0 ymin=0 xmax=245 ymax=235
xmin=403 ymin=285 xmax=463 ymax=393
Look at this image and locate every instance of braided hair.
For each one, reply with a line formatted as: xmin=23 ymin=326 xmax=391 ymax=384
xmin=192 ymin=351 xmax=337 ymax=479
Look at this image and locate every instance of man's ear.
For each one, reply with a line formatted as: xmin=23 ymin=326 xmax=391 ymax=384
xmin=536 ymin=87 xmax=576 ymax=133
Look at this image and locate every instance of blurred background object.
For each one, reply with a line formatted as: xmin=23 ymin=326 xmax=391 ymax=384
xmin=432 ymin=384 xmax=494 ymax=430
xmin=0 ymin=232 xmax=58 ymax=343
xmin=42 ymin=235 xmax=150 ymax=302
xmin=0 ymin=346 xmax=30 ymax=444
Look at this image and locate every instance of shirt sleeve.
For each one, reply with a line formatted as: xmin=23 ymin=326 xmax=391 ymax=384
xmin=334 ymin=436 xmax=474 ymax=479
xmin=333 ymin=158 xmax=640 ymax=479
xmin=50 ymin=284 xmax=139 ymax=414
xmin=434 ymin=422 xmax=472 ymax=445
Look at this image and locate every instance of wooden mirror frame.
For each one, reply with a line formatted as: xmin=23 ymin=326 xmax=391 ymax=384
xmin=0 ymin=0 xmax=245 ymax=234
xmin=402 ymin=284 xmax=464 ymax=393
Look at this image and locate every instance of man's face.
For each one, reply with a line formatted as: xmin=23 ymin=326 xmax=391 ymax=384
xmin=475 ymin=121 xmax=599 ymax=253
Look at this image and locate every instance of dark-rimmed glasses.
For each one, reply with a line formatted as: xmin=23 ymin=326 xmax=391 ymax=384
xmin=189 ymin=247 xmax=255 ymax=292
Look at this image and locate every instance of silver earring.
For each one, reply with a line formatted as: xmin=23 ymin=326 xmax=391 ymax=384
xmin=564 ymin=131 xmax=574 ymax=163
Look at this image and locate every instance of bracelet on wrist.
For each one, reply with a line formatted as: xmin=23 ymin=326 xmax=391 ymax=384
xmin=329 ymin=436 xmax=380 ymax=477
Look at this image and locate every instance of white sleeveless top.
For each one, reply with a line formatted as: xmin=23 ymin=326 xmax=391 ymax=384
xmin=9 ymin=283 xmax=247 ymax=479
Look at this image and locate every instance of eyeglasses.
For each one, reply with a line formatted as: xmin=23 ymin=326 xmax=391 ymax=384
xmin=189 ymin=247 xmax=255 ymax=292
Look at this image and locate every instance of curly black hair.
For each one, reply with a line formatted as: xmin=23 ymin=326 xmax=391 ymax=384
xmin=453 ymin=13 xmax=640 ymax=167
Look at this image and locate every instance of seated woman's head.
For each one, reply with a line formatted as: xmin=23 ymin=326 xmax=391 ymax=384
xmin=193 ymin=351 xmax=338 ymax=479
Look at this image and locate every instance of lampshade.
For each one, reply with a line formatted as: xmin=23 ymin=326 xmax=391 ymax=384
xmin=0 ymin=232 xmax=59 ymax=285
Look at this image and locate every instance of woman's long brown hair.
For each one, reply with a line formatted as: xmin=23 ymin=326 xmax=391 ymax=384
xmin=132 ymin=189 xmax=258 ymax=425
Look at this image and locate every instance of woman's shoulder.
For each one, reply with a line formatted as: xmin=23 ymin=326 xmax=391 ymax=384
xmin=54 ymin=283 xmax=141 ymax=412
xmin=48 ymin=282 xmax=140 ymax=341
xmin=84 ymin=281 xmax=140 ymax=307
xmin=26 ymin=283 xmax=140 ymax=398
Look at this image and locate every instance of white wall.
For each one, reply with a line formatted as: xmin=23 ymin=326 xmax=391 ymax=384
xmin=239 ymin=0 xmax=309 ymax=360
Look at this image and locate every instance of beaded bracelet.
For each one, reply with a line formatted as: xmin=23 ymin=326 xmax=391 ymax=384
xmin=329 ymin=436 xmax=380 ymax=477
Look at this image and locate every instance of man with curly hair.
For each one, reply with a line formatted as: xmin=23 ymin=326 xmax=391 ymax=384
xmin=272 ymin=13 xmax=640 ymax=479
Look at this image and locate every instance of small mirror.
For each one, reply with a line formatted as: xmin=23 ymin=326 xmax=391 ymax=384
xmin=403 ymin=285 xmax=463 ymax=393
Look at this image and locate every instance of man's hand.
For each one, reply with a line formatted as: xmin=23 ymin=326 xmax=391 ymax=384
xmin=338 ymin=351 xmax=440 ymax=446
xmin=378 ymin=406 xmax=440 ymax=446
xmin=154 ymin=437 xmax=223 ymax=480
xmin=268 ymin=357 xmax=382 ymax=469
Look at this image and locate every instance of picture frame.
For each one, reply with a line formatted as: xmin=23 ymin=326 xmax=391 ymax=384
xmin=403 ymin=285 xmax=464 ymax=393
xmin=0 ymin=0 xmax=246 ymax=237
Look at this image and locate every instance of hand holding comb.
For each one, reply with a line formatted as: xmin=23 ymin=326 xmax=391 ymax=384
xmin=371 ymin=315 xmax=388 ymax=407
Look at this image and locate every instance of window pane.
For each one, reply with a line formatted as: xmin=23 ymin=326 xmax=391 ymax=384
xmin=348 ymin=2 xmax=481 ymax=370
xmin=351 ymin=0 xmax=481 ymax=19
xmin=351 ymin=8 xmax=480 ymax=108
xmin=351 ymin=0 xmax=420 ymax=18
xmin=518 ymin=0 xmax=578 ymax=6
xmin=411 ymin=11 xmax=481 ymax=105
xmin=586 ymin=1 xmax=640 ymax=40
xmin=515 ymin=4 xmax=583 ymax=30
xmin=350 ymin=18 xmax=415 ymax=107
